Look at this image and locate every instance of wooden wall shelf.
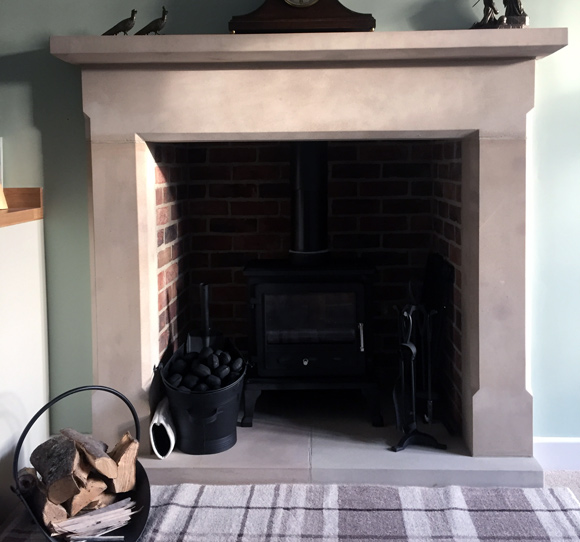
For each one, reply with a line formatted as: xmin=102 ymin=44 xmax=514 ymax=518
xmin=0 ymin=188 xmax=43 ymax=228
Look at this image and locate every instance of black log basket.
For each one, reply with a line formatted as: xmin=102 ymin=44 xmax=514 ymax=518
xmin=11 ymin=385 xmax=151 ymax=542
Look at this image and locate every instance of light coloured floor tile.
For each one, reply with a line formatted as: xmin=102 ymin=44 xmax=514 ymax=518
xmin=143 ymin=416 xmax=311 ymax=469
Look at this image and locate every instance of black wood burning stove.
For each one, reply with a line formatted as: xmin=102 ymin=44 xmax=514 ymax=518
xmin=244 ymin=260 xmax=374 ymax=378
xmin=241 ymin=142 xmax=383 ymax=427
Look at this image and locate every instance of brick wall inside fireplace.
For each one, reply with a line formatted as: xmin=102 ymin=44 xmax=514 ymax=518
xmin=154 ymin=139 xmax=463 ymax=431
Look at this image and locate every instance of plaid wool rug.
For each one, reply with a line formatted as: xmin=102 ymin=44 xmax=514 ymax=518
xmin=3 ymin=484 xmax=580 ymax=541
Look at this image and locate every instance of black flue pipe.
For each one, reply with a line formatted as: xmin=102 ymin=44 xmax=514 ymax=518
xmin=289 ymin=141 xmax=329 ymax=265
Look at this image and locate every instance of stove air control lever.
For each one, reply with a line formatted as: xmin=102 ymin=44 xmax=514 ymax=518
xmin=358 ymin=323 xmax=365 ymax=352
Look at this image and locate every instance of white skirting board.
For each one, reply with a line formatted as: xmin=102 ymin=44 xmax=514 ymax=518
xmin=534 ymin=437 xmax=580 ymax=470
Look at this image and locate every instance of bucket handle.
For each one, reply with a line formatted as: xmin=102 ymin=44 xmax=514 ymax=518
xmin=12 ymin=385 xmax=141 ymax=496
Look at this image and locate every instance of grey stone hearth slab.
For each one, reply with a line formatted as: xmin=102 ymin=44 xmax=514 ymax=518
xmin=141 ymin=389 xmax=543 ymax=488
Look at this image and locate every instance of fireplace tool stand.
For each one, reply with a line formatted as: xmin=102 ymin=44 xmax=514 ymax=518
xmin=391 ymin=307 xmax=446 ymax=452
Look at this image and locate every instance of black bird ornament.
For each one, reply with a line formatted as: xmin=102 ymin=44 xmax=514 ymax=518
xmin=135 ymin=6 xmax=168 ymax=35
xmin=102 ymin=9 xmax=137 ymax=35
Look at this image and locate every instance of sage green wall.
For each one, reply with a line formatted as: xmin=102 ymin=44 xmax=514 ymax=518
xmin=527 ymin=3 xmax=580 ymax=437
xmin=0 ymin=0 xmax=577 ymax=437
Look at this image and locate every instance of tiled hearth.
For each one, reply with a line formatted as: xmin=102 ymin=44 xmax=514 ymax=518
xmin=139 ymin=389 xmax=542 ymax=488
xmin=50 ymin=29 xmax=567 ymax=484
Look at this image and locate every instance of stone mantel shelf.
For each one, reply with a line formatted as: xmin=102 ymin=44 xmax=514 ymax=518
xmin=50 ymin=28 xmax=567 ymax=66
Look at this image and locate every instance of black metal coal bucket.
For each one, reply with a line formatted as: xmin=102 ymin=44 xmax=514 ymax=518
xmin=155 ymin=281 xmax=246 ymax=455
xmin=11 ymin=385 xmax=151 ymax=542
xmin=160 ymin=342 xmax=246 ymax=455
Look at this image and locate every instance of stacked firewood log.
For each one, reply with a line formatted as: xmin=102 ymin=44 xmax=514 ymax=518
xmin=18 ymin=429 xmax=138 ymax=534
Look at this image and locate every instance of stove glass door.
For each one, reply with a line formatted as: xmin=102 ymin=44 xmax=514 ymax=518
xmin=264 ymin=292 xmax=356 ymax=344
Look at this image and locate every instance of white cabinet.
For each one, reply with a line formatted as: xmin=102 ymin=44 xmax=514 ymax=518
xmin=0 ymin=189 xmax=49 ymax=525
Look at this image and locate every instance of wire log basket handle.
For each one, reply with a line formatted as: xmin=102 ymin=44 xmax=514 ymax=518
xmin=12 ymin=385 xmax=141 ymax=496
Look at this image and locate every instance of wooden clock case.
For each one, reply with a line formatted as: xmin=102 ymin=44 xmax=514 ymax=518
xmin=229 ymin=0 xmax=376 ymax=34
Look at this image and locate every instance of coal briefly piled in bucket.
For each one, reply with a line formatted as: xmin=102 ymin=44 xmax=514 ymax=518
xmin=160 ymin=341 xmax=246 ymax=455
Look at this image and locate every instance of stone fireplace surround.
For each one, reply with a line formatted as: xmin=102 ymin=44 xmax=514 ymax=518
xmin=51 ymin=29 xmax=567 ymax=467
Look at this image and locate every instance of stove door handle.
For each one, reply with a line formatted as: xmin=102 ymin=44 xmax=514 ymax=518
xmin=358 ymin=322 xmax=365 ymax=352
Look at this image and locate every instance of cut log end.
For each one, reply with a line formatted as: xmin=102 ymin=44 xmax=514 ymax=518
xmin=108 ymin=432 xmax=139 ymax=493
xmin=18 ymin=467 xmax=68 ymax=525
xmin=30 ymin=435 xmax=81 ymax=504
xmin=17 ymin=467 xmax=39 ymax=495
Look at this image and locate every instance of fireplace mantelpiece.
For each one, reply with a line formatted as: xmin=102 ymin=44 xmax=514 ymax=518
xmin=51 ymin=29 xmax=567 ymax=458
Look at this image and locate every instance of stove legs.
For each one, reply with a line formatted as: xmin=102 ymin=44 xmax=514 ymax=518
xmin=241 ymin=386 xmax=262 ymax=427
xmin=361 ymin=385 xmax=384 ymax=427
xmin=240 ymin=377 xmax=383 ymax=428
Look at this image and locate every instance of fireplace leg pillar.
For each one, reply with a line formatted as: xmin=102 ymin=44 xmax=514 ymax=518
xmin=89 ymin=135 xmax=158 ymax=452
xmin=462 ymin=134 xmax=532 ymax=457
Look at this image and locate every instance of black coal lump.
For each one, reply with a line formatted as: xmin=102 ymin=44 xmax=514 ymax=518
xmin=214 ymin=365 xmax=230 ymax=380
xmin=191 ymin=363 xmax=211 ymax=378
xmin=206 ymin=374 xmax=221 ymax=389
xmin=231 ymin=357 xmax=244 ymax=372
xmin=182 ymin=373 xmax=199 ymax=389
xmin=193 ymin=382 xmax=209 ymax=392
xmin=167 ymin=373 xmax=183 ymax=388
xmin=198 ymin=346 xmax=213 ymax=360
xmin=184 ymin=351 xmax=199 ymax=363
xmin=207 ymin=353 xmax=220 ymax=370
xmin=170 ymin=357 xmax=189 ymax=375
xmin=218 ymin=351 xmax=231 ymax=365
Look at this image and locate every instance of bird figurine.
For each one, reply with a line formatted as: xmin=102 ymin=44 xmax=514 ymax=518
xmin=134 ymin=6 xmax=168 ymax=35
xmin=102 ymin=9 xmax=137 ymax=35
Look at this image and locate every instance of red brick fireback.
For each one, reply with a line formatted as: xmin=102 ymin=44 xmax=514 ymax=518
xmin=155 ymin=140 xmax=463 ymax=432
